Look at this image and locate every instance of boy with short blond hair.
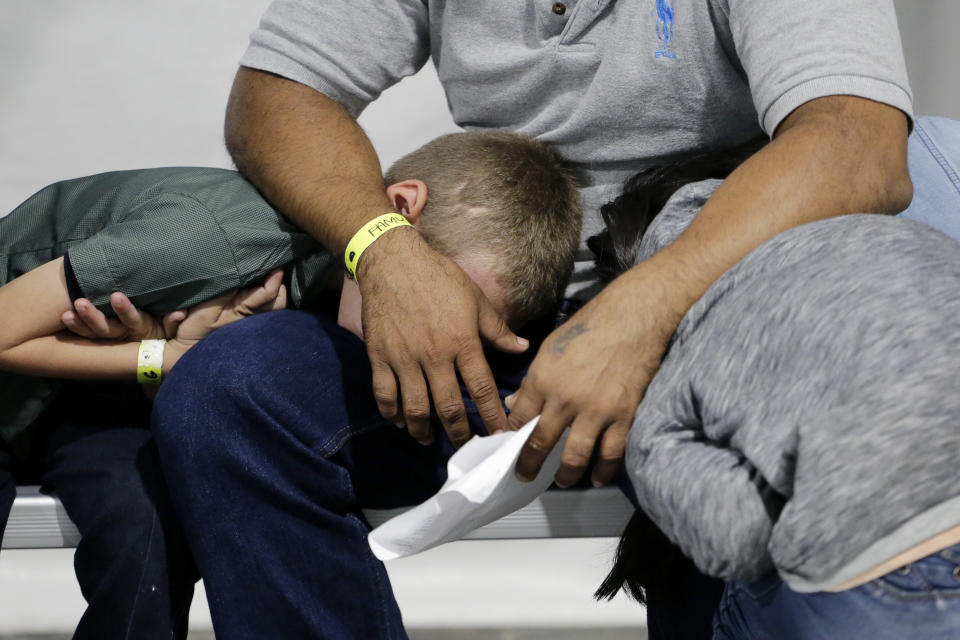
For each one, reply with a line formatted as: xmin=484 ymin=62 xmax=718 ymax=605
xmin=385 ymin=131 xmax=581 ymax=324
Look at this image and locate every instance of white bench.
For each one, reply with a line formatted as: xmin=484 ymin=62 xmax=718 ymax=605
xmin=2 ymin=485 xmax=633 ymax=549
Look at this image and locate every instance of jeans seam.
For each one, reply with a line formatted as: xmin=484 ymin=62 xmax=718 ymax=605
xmin=916 ymin=122 xmax=960 ymax=197
xmin=871 ymin=576 xmax=960 ymax=602
xmin=124 ymin=510 xmax=159 ymax=640
xmin=940 ymin=544 xmax=960 ymax=563
xmin=713 ymin=585 xmax=747 ymax=640
xmin=351 ymin=511 xmax=397 ymax=639
xmin=314 ymin=418 xmax=392 ymax=459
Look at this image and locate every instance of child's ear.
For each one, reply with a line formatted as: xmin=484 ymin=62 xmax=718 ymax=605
xmin=385 ymin=179 xmax=428 ymax=225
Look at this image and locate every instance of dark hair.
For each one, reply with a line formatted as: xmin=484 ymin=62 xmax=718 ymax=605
xmin=592 ymin=136 xmax=767 ymax=604
xmin=595 ymin=506 xmax=693 ymax=604
xmin=588 ymin=136 xmax=768 ymax=282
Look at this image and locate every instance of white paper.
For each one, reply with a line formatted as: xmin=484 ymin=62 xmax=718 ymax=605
xmin=368 ymin=416 xmax=568 ymax=560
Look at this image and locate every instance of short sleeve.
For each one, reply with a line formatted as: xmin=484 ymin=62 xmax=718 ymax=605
xmin=66 ymin=190 xmax=320 ymax=315
xmin=66 ymin=193 xmax=247 ymax=314
xmin=720 ymin=0 xmax=913 ymax=135
xmin=240 ymin=0 xmax=432 ymax=117
xmin=61 ymin=253 xmax=85 ymax=303
xmin=627 ymin=403 xmax=776 ymax=581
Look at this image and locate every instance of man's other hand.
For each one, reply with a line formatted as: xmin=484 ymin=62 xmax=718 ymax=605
xmin=507 ymin=272 xmax=674 ymax=489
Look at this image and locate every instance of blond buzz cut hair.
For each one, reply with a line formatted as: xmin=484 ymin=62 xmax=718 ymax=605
xmin=384 ymin=131 xmax=582 ymax=326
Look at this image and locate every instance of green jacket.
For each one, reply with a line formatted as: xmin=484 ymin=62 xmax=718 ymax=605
xmin=0 ymin=167 xmax=339 ymax=457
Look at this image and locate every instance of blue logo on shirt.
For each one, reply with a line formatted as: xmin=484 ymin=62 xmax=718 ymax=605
xmin=654 ymin=0 xmax=678 ymax=59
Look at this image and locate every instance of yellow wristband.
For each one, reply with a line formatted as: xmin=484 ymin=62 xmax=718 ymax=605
xmin=344 ymin=213 xmax=414 ymax=281
xmin=137 ymin=339 xmax=166 ymax=385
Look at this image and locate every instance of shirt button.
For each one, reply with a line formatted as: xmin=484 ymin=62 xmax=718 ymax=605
xmin=552 ymin=2 xmax=567 ymax=15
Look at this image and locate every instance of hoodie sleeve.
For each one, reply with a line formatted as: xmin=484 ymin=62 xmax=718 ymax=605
xmin=633 ymin=180 xmax=722 ymax=264
xmin=625 ymin=381 xmax=777 ymax=582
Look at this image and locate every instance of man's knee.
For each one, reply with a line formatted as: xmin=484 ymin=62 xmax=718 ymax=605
xmin=152 ymin=310 xmax=370 ymax=461
xmin=155 ymin=311 xmax=321 ymax=422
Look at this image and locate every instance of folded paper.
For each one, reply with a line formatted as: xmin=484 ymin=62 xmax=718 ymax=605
xmin=369 ymin=417 xmax=568 ymax=560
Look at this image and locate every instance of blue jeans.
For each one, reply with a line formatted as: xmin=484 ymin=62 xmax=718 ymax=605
xmin=713 ymin=544 xmax=960 ymax=640
xmin=0 ymin=381 xmax=197 ymax=639
xmin=152 ymin=307 xmax=719 ymax=639
xmin=152 ymin=310 xmax=547 ymax=639
xmin=899 ymin=116 xmax=960 ymax=237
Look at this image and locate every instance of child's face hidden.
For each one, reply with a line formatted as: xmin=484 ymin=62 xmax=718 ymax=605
xmin=452 ymin=251 xmax=508 ymax=318
xmin=337 ymin=250 xmax=507 ymax=341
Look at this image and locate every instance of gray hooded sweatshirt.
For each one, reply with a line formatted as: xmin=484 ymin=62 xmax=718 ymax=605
xmin=626 ymin=180 xmax=960 ymax=592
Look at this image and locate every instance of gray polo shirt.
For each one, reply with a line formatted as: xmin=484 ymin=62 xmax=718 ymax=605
xmin=240 ymin=0 xmax=913 ymax=298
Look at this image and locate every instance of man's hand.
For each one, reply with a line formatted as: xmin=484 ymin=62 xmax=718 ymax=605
xmin=508 ymin=95 xmax=911 ymax=490
xmin=225 ymin=69 xmax=528 ymax=447
xmin=506 ymin=269 xmax=677 ymax=488
xmin=358 ymin=227 xmax=528 ymax=448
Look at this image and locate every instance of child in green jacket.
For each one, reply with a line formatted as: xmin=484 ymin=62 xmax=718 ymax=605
xmin=0 ymin=130 xmax=581 ymax=638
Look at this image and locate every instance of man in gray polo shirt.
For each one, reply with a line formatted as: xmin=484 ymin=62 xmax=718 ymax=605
xmin=150 ymin=1 xmax=914 ymax=638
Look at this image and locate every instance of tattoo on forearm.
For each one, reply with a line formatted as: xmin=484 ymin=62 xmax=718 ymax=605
xmin=553 ymin=322 xmax=588 ymax=355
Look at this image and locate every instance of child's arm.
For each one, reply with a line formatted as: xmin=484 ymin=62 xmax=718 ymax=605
xmin=0 ymin=259 xmax=285 ymax=379
xmin=337 ymin=276 xmax=364 ymax=340
xmin=0 ymin=258 xmax=169 ymax=378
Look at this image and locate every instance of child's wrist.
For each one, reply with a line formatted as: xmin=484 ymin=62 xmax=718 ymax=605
xmin=137 ymin=339 xmax=166 ymax=385
xmin=161 ymin=339 xmax=191 ymax=376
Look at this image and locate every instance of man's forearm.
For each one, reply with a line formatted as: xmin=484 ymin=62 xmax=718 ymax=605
xmin=633 ymin=95 xmax=912 ymax=319
xmin=223 ymin=67 xmax=522 ymax=442
xmin=225 ymin=67 xmax=396 ymax=258
xmin=508 ymin=96 xmax=912 ymax=486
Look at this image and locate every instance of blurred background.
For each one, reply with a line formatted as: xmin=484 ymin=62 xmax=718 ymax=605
xmin=1 ymin=1 xmax=958 ymax=637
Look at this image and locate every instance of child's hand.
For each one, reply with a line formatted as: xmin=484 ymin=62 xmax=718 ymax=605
xmin=61 ymin=293 xmax=187 ymax=341
xmin=171 ymin=270 xmax=288 ymax=345
xmin=58 ymin=271 xmax=286 ymax=377
xmin=160 ymin=270 xmax=287 ymax=376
